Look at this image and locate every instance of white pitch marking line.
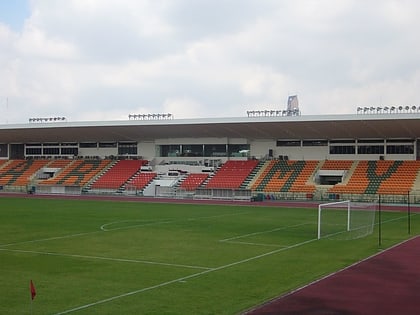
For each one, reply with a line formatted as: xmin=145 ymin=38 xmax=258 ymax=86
xmin=0 ymin=248 xmax=212 ymax=270
xmin=226 ymin=241 xmax=287 ymax=247
xmin=0 ymin=211 xmax=250 ymax=247
xmin=0 ymin=231 xmax=102 ymax=248
xmin=53 ymin=237 xmax=318 ymax=315
xmin=219 ymin=222 xmax=311 ymax=242
xmin=100 ymin=219 xmax=174 ymax=231
xmin=101 ymin=211 xmax=251 ymax=231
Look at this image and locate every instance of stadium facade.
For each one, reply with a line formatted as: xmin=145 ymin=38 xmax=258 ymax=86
xmin=1 ymin=113 xmax=420 ymax=161
xmin=0 ymin=112 xmax=420 ymax=202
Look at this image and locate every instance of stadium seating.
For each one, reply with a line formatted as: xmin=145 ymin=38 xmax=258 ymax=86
xmin=329 ymin=160 xmax=420 ymax=195
xmin=205 ymin=160 xmax=259 ymax=189
xmin=40 ymin=159 xmax=111 ymax=186
xmin=179 ymin=173 xmax=209 ymax=191
xmin=91 ymin=159 xmax=148 ymax=190
xmin=0 ymin=159 xmax=49 ymax=186
xmin=320 ymin=160 xmax=354 ymax=170
xmin=0 ymin=158 xmax=419 ymax=198
xmin=376 ymin=160 xmax=420 ymax=195
xmin=46 ymin=159 xmax=74 ymax=168
xmin=251 ymin=160 xmax=318 ymax=193
xmin=127 ymin=172 xmax=157 ymax=190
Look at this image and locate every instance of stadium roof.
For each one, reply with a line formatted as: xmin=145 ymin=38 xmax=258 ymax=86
xmin=1 ymin=114 xmax=420 ymax=143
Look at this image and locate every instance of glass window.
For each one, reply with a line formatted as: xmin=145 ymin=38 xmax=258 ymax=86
xmin=159 ymin=145 xmax=180 ymax=157
xmin=228 ymin=144 xmax=250 ymax=157
xmin=99 ymin=142 xmax=117 ymax=148
xmin=118 ymin=142 xmax=138 ymax=155
xmin=79 ymin=142 xmax=97 ymax=148
xmin=276 ymin=140 xmax=301 ymax=147
xmin=357 ymin=145 xmax=384 ymax=154
xmin=302 ymin=140 xmax=328 ymax=146
xmin=43 ymin=147 xmax=60 ymax=155
xmin=357 ymin=139 xmax=384 ymax=144
xmin=329 ymin=139 xmax=355 ymax=144
xmin=386 ymin=145 xmax=414 ymax=154
xmin=61 ymin=147 xmax=78 ymax=155
xmin=181 ymin=145 xmax=203 ymax=157
xmin=204 ymin=144 xmax=227 ymax=157
xmin=329 ymin=145 xmax=356 ymax=154
xmin=26 ymin=148 xmax=42 ymax=155
xmin=0 ymin=144 xmax=8 ymax=157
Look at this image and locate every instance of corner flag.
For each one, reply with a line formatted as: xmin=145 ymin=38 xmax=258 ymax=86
xmin=30 ymin=280 xmax=36 ymax=300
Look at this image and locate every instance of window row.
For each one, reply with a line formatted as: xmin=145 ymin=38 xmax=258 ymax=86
xmin=157 ymin=144 xmax=250 ymax=157
xmin=329 ymin=145 xmax=414 ymax=155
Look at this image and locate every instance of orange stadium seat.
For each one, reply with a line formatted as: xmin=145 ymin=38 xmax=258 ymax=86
xmin=0 ymin=159 xmax=49 ymax=186
xmin=127 ymin=172 xmax=157 ymax=190
xmin=179 ymin=173 xmax=209 ymax=191
xmin=252 ymin=160 xmax=318 ymax=193
xmin=329 ymin=160 xmax=420 ymax=195
xmin=205 ymin=160 xmax=259 ymax=189
xmin=91 ymin=160 xmax=148 ymax=190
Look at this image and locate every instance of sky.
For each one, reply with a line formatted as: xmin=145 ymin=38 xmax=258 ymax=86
xmin=1 ymin=0 xmax=420 ymax=123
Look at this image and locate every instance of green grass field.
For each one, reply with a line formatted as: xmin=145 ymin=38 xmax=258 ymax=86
xmin=0 ymin=196 xmax=418 ymax=314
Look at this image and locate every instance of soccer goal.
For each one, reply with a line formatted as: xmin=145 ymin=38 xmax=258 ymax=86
xmin=317 ymin=200 xmax=377 ymax=240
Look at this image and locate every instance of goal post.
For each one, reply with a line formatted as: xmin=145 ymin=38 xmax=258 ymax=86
xmin=318 ymin=200 xmax=350 ymax=239
xmin=318 ymin=200 xmax=377 ymax=240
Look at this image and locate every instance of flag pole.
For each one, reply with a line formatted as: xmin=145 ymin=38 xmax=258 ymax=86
xmin=30 ymin=288 xmax=33 ymax=315
xmin=29 ymin=280 xmax=36 ymax=315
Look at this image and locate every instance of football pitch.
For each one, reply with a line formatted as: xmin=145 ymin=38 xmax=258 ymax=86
xmin=0 ymin=196 xmax=418 ymax=314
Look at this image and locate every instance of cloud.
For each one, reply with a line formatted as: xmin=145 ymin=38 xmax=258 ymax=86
xmin=0 ymin=0 xmax=420 ymax=124
xmin=163 ymin=97 xmax=204 ymax=118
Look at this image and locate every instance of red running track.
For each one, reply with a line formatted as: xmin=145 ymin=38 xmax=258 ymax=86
xmin=245 ymin=236 xmax=420 ymax=315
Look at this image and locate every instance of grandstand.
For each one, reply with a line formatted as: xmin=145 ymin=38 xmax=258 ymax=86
xmin=179 ymin=173 xmax=209 ymax=191
xmin=90 ymin=159 xmax=149 ymax=192
xmin=0 ymin=111 xmax=420 ymax=202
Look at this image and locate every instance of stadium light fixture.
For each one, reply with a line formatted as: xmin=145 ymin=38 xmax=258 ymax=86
xmin=129 ymin=113 xmax=174 ymax=120
xmin=29 ymin=116 xmax=66 ymax=123
xmin=356 ymin=104 xmax=420 ymax=115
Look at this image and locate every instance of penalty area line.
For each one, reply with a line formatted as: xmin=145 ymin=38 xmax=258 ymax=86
xmin=53 ymin=237 xmax=318 ymax=315
xmin=0 ymin=248 xmax=211 ymax=270
xmin=219 ymin=222 xmax=311 ymax=242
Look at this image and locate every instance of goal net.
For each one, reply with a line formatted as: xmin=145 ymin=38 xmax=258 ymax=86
xmin=317 ymin=200 xmax=377 ymax=240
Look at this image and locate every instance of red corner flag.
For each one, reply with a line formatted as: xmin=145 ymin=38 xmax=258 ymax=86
xmin=30 ymin=280 xmax=36 ymax=300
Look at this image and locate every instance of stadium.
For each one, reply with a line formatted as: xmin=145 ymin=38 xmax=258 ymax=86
xmin=1 ymin=96 xmax=420 ymax=314
xmin=1 ymin=96 xmax=420 ymax=203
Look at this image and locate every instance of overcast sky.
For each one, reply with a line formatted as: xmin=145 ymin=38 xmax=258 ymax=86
xmin=1 ymin=0 xmax=420 ymax=123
